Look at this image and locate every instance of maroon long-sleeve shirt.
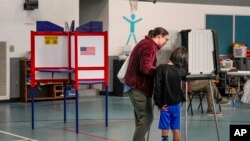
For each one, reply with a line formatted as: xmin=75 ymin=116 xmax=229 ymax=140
xmin=124 ymin=36 xmax=159 ymax=98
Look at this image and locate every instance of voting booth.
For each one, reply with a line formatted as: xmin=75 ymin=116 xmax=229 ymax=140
xmin=180 ymin=29 xmax=221 ymax=141
xmin=30 ymin=31 xmax=109 ymax=133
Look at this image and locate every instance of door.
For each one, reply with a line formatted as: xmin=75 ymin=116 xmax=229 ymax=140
xmin=10 ymin=58 xmax=20 ymax=99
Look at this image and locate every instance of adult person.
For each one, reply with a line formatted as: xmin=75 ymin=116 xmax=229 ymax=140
xmin=124 ymin=27 xmax=169 ymax=141
xmin=190 ymin=80 xmax=231 ymax=115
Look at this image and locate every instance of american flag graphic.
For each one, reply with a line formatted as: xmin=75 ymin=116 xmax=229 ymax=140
xmin=80 ymin=47 xmax=95 ymax=55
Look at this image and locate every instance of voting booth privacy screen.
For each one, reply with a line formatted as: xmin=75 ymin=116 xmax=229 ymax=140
xmin=30 ymin=31 xmax=108 ymax=88
xmin=181 ymin=29 xmax=220 ymax=76
xmin=70 ymin=34 xmax=106 ymax=81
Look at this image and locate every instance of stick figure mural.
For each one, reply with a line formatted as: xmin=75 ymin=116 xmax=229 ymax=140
xmin=123 ymin=13 xmax=142 ymax=45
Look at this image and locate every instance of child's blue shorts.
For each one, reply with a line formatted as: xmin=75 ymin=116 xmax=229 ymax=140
xmin=158 ymin=103 xmax=181 ymax=130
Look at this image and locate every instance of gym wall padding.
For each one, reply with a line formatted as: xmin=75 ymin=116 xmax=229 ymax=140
xmin=206 ymin=15 xmax=233 ymax=55
xmin=235 ymin=16 xmax=250 ymax=48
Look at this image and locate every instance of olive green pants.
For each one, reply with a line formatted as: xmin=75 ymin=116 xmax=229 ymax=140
xmin=190 ymin=80 xmax=222 ymax=111
xmin=127 ymin=89 xmax=153 ymax=141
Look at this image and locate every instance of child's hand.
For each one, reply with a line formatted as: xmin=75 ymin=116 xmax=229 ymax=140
xmin=161 ymin=105 xmax=168 ymax=111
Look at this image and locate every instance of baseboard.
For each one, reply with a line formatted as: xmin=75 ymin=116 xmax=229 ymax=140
xmin=0 ymin=98 xmax=21 ymax=103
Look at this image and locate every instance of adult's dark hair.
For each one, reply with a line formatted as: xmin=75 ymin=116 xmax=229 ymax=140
xmin=170 ymin=47 xmax=188 ymax=68
xmin=148 ymin=27 xmax=169 ymax=38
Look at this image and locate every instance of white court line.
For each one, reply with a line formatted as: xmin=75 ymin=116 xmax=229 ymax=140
xmin=0 ymin=130 xmax=38 ymax=141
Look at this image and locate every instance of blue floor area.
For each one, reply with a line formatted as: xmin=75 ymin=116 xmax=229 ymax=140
xmin=0 ymin=96 xmax=250 ymax=141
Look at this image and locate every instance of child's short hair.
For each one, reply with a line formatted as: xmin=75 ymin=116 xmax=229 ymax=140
xmin=170 ymin=47 xmax=188 ymax=68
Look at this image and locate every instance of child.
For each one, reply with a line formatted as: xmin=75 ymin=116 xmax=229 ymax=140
xmin=153 ymin=47 xmax=188 ymax=141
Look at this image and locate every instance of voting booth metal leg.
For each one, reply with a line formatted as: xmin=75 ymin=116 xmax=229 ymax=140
xmin=209 ymin=80 xmax=221 ymax=141
xmin=31 ymin=88 xmax=35 ymax=129
xmin=63 ymin=83 xmax=68 ymax=123
xmin=105 ymin=86 xmax=109 ymax=127
xmin=185 ymin=81 xmax=221 ymax=141
xmin=185 ymin=81 xmax=188 ymax=141
xmin=75 ymin=90 xmax=79 ymax=134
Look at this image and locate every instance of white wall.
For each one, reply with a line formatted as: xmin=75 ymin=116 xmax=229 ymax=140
xmin=0 ymin=0 xmax=79 ymax=57
xmin=0 ymin=0 xmax=79 ymax=100
xmin=109 ymin=0 xmax=250 ymax=56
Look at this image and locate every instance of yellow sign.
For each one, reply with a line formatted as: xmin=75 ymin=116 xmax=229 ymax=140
xmin=44 ymin=36 xmax=58 ymax=45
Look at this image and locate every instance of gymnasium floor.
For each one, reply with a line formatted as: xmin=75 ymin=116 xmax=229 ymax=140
xmin=0 ymin=95 xmax=249 ymax=141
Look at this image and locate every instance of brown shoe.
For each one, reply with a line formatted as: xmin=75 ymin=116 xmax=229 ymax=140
xmin=217 ymin=98 xmax=231 ymax=105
